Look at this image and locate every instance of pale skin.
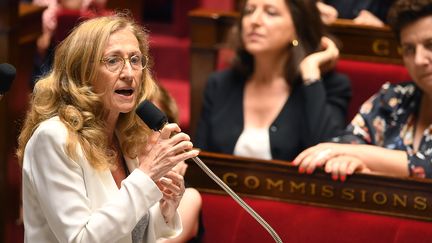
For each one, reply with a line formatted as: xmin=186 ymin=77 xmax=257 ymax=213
xmin=241 ymin=0 xmax=340 ymax=130
xmin=95 ymin=28 xmax=199 ymax=225
xmin=353 ymin=10 xmax=385 ymax=27
xmin=293 ymin=16 xmax=432 ymax=181
xmin=316 ymin=1 xmax=338 ymax=25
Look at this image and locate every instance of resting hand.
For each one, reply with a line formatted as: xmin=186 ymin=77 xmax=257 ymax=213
xmin=157 ymin=171 xmax=185 ymax=225
xmin=292 ymin=142 xmax=347 ymax=174
xmin=138 ymin=123 xmax=199 ymax=181
xmin=353 ymin=10 xmax=385 ymax=27
xmin=316 ymin=2 xmax=338 ymax=25
xmin=299 ymin=36 xmax=339 ymax=82
xmin=293 ymin=143 xmax=371 ymax=181
xmin=324 ymin=155 xmax=371 ymax=181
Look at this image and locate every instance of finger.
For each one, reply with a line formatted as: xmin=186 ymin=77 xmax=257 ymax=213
xmin=347 ymin=159 xmax=368 ymax=175
xmin=159 ymin=177 xmax=180 ymax=194
xmin=293 ymin=145 xmax=322 ymax=165
xmin=172 ymin=149 xmax=200 ymax=165
xmin=169 ymin=140 xmax=194 ymax=156
xmin=299 ymin=148 xmax=325 ymax=173
xmin=159 ymin=173 xmax=184 ymax=196
xmin=324 ymin=157 xmax=338 ymax=179
xmin=330 ymin=160 xmax=340 ymax=181
xmin=320 ymin=36 xmax=331 ymax=49
xmin=307 ymin=148 xmax=334 ymax=173
xmin=321 ymin=37 xmax=338 ymax=58
xmin=164 ymin=170 xmax=184 ymax=185
xmin=168 ymin=132 xmax=191 ymax=146
xmin=159 ymin=123 xmax=181 ymax=139
xmin=300 ymin=152 xmax=319 ymax=174
xmin=337 ymin=158 xmax=349 ymax=182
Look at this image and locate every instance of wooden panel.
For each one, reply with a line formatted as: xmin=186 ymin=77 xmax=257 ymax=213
xmin=18 ymin=4 xmax=45 ymax=45
xmin=0 ymin=2 xmax=44 ymax=241
xmin=185 ymin=151 xmax=432 ymax=221
xmin=330 ymin=18 xmax=402 ymax=64
xmin=188 ymin=9 xmax=237 ymax=138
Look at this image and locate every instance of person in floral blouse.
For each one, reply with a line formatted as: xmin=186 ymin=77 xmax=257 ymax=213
xmin=293 ymin=0 xmax=432 ymax=181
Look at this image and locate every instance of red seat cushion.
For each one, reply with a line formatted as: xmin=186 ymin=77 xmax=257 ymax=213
xmin=201 ymin=193 xmax=432 ymax=243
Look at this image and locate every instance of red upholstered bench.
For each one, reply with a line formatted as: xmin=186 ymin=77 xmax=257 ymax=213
xmin=201 ymin=193 xmax=432 ymax=243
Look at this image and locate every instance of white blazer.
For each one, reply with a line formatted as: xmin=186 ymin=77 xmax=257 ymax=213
xmin=22 ymin=117 xmax=181 ymax=243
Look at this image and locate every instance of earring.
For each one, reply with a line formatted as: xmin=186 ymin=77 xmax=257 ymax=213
xmin=291 ymin=39 xmax=299 ymax=47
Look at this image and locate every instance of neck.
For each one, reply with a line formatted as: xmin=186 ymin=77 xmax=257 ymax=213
xmin=252 ymin=52 xmax=289 ymax=84
xmin=105 ymin=111 xmax=119 ymax=142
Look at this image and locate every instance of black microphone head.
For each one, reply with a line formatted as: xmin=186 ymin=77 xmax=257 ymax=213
xmin=0 ymin=63 xmax=16 ymax=93
xmin=136 ymin=100 xmax=168 ymax=131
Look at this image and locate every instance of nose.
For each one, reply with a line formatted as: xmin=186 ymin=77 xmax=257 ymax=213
xmin=414 ymin=45 xmax=432 ymax=66
xmin=119 ymin=60 xmax=134 ymax=79
xmin=250 ymin=9 xmax=263 ymax=25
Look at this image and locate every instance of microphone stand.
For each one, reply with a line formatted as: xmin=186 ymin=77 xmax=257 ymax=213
xmin=190 ymin=156 xmax=283 ymax=243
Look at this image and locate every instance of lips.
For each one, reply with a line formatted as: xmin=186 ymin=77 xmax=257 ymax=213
xmin=247 ymin=32 xmax=263 ymax=38
xmin=115 ymin=88 xmax=134 ymax=96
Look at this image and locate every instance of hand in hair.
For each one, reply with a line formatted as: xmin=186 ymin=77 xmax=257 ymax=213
xmin=299 ymin=36 xmax=339 ymax=83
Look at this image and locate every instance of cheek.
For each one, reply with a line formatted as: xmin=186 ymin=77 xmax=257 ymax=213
xmin=403 ymin=58 xmax=417 ymax=78
xmin=93 ymin=70 xmax=111 ymax=93
xmin=279 ymin=22 xmax=296 ymax=39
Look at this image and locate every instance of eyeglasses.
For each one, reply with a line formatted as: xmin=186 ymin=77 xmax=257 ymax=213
xmin=100 ymin=54 xmax=148 ymax=73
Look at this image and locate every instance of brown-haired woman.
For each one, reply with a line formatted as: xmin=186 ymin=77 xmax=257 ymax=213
xmin=195 ymin=0 xmax=351 ymax=162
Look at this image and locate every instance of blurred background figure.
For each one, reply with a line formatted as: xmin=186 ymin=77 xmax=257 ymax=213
xmin=294 ymin=0 xmax=432 ymax=181
xmin=31 ymin=0 xmax=109 ymax=87
xmin=195 ymin=0 xmax=351 ymax=162
xmin=317 ymin=0 xmax=395 ymax=27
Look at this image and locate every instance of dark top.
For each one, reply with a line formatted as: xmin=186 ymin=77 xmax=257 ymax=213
xmin=333 ymin=82 xmax=432 ymax=178
xmin=323 ymin=0 xmax=395 ymax=22
xmin=195 ymin=68 xmax=351 ymax=162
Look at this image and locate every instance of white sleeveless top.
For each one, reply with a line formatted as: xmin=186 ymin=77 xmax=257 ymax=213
xmin=233 ymin=127 xmax=272 ymax=160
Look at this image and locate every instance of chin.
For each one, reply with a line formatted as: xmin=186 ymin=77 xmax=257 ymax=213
xmin=116 ymin=104 xmax=136 ymax=114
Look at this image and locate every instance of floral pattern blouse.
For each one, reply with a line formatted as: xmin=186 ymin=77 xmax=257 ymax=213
xmin=332 ymin=82 xmax=432 ymax=178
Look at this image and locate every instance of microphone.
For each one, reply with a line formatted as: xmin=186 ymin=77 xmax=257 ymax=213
xmin=136 ymin=100 xmax=283 ymax=243
xmin=0 ymin=63 xmax=16 ymax=101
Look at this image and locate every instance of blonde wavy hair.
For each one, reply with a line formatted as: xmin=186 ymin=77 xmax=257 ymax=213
xmin=16 ymin=14 xmax=157 ymax=169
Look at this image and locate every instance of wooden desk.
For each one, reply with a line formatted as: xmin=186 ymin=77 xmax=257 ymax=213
xmin=186 ymin=151 xmax=432 ymax=221
xmin=330 ymin=18 xmax=402 ymax=64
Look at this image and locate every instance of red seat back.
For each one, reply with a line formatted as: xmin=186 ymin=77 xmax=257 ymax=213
xmin=336 ymin=59 xmax=411 ymax=121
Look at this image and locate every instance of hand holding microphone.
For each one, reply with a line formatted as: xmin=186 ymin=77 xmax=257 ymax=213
xmin=137 ymin=121 xmax=199 ymax=182
xmin=136 ymin=100 xmax=283 ymax=243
